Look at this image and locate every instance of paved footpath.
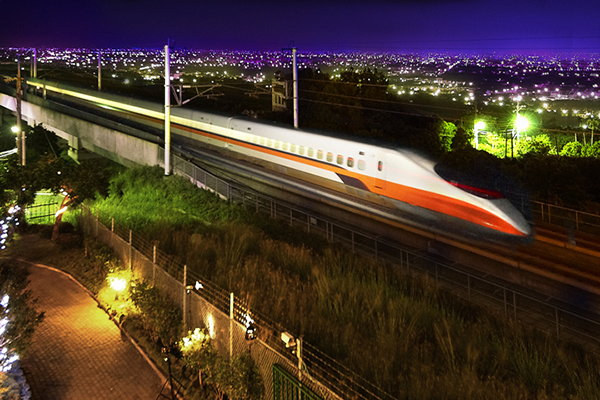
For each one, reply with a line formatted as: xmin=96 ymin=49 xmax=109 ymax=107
xmin=21 ymin=264 xmax=166 ymax=400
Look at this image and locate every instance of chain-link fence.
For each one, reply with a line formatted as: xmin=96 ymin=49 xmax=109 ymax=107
xmin=79 ymin=207 xmax=356 ymax=400
xmin=77 ymin=149 xmax=600 ymax=400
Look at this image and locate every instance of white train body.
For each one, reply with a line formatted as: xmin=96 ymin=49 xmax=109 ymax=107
xmin=34 ymin=80 xmax=533 ymax=239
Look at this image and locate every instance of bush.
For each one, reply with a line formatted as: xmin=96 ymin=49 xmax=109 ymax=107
xmin=129 ymin=280 xmax=182 ymax=346
xmin=0 ymin=261 xmax=45 ymax=370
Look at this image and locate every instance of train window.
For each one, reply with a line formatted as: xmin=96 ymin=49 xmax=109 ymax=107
xmin=246 ymin=134 xmax=253 ymax=142
xmin=274 ymin=140 xmax=280 ymax=149
xmin=260 ymin=137 xmax=266 ymax=146
xmin=327 ymin=152 xmax=333 ymax=162
xmin=291 ymin=144 xmax=297 ymax=153
xmin=336 ymin=155 xmax=343 ymax=165
xmin=282 ymin=142 xmax=289 ymax=151
xmin=347 ymin=157 xmax=354 ymax=168
xmin=299 ymin=146 xmax=305 ymax=155
xmin=308 ymin=148 xmax=314 ymax=157
xmin=317 ymin=150 xmax=324 ymax=160
xmin=378 ymin=161 xmax=383 ymax=171
xmin=358 ymin=160 xmax=366 ymax=171
xmin=253 ymin=136 xmax=259 ymax=144
xmin=267 ymin=139 xmax=273 ymax=147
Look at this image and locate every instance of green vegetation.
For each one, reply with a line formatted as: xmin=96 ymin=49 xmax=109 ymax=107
xmin=85 ymin=166 xmax=600 ymax=399
xmin=180 ymin=328 xmax=264 ymax=400
xmin=0 ymin=260 xmax=45 ymax=398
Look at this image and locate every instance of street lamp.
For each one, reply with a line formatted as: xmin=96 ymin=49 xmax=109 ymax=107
xmin=474 ymin=121 xmax=485 ymax=149
xmin=515 ymin=114 xmax=530 ymax=137
xmin=10 ymin=126 xmax=25 ymax=166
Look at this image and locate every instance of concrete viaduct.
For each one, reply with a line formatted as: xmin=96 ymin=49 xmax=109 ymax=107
xmin=0 ymin=85 xmax=162 ymax=167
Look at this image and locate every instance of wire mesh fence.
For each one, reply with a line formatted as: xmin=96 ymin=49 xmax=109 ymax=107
xmin=24 ymin=200 xmax=61 ymax=224
xmin=78 ymin=151 xmax=600 ymax=400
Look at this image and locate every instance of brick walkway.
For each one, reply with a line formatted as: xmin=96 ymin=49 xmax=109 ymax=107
xmin=21 ymin=264 xmax=166 ymax=400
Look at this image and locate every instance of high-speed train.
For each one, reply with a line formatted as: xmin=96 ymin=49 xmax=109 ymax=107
xmin=28 ymin=79 xmax=533 ymax=242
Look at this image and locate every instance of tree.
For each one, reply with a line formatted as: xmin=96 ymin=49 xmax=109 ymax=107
xmin=585 ymin=118 xmax=599 ymax=146
xmin=451 ymin=126 xmax=473 ymax=150
xmin=516 ymin=134 xmax=555 ymax=157
xmin=436 ymin=120 xmax=457 ymax=153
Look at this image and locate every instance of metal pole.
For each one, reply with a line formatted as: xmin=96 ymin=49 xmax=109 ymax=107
xmin=21 ymin=130 xmax=26 ymax=166
xmin=555 ymin=308 xmax=560 ymax=339
xmin=97 ymin=50 xmax=102 ymax=91
xmin=152 ymin=245 xmax=156 ymax=287
xmin=33 ymin=48 xmax=37 ymax=79
xmin=297 ymin=336 xmax=303 ymax=397
xmin=183 ymin=265 xmax=187 ymax=331
xmin=467 ymin=275 xmax=471 ymax=301
xmin=230 ymin=293 xmax=234 ymax=360
xmin=129 ymin=229 xmax=132 ymax=269
xmin=16 ymin=56 xmax=23 ymax=165
xmin=292 ymin=47 xmax=299 ymax=129
xmin=164 ymin=44 xmax=171 ymax=176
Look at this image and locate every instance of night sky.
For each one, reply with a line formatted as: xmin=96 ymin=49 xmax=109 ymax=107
xmin=2 ymin=0 xmax=599 ymax=55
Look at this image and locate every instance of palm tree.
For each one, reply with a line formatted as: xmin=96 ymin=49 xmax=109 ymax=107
xmin=586 ymin=118 xmax=600 ymax=145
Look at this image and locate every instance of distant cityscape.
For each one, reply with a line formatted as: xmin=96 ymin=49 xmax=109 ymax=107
xmin=1 ymin=47 xmax=599 ymax=127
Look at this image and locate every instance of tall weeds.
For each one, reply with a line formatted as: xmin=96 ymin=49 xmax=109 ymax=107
xmin=91 ymin=166 xmax=600 ymax=399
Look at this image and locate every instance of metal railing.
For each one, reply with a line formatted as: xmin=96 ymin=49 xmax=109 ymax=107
xmin=532 ymin=200 xmax=600 ymax=235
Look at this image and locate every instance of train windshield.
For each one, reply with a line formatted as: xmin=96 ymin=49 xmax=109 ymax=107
xmin=434 ymin=163 xmax=503 ymax=200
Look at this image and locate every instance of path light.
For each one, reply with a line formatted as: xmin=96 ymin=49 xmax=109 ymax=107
xmin=110 ymin=277 xmax=127 ymax=292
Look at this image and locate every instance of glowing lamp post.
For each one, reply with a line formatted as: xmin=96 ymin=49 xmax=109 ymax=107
xmin=474 ymin=121 xmax=485 ymax=149
xmin=515 ymin=114 xmax=530 ymax=139
xmin=10 ymin=126 xmax=25 ymax=166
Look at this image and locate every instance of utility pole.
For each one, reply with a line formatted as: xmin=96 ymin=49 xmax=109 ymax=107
xmin=164 ymin=43 xmax=171 ymax=176
xmin=292 ymin=47 xmax=298 ymax=129
xmin=33 ymin=48 xmax=37 ymax=79
xmin=282 ymin=44 xmax=299 ymax=128
xmin=98 ymin=50 xmax=102 ymax=91
xmin=15 ymin=56 xmax=25 ymax=166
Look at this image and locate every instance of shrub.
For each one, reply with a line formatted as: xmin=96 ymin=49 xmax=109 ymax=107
xmin=0 ymin=261 xmax=45 ymax=370
xmin=129 ymin=280 xmax=182 ymax=346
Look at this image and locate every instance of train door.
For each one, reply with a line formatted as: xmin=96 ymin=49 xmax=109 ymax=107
xmin=374 ymin=154 xmax=386 ymax=190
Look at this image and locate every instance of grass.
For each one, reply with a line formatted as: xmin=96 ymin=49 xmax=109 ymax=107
xmin=14 ymin=165 xmax=600 ymax=399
